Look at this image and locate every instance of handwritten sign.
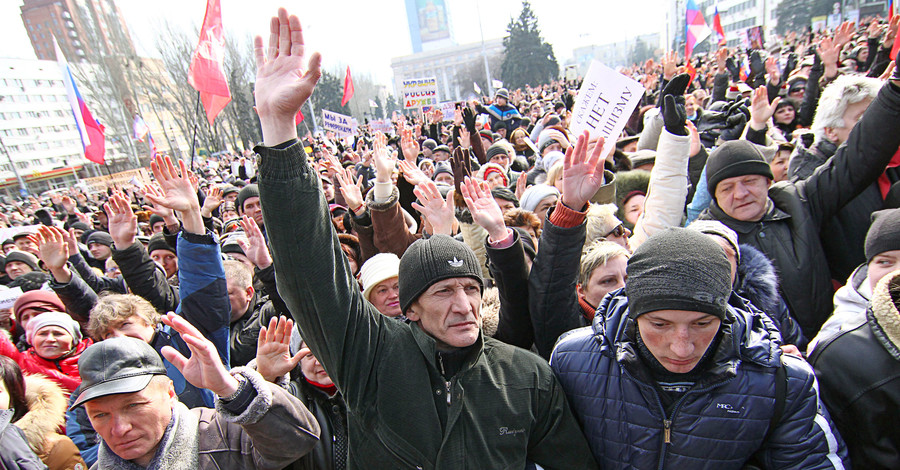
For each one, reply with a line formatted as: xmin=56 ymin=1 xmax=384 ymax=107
xmin=370 ymin=119 xmax=394 ymax=134
xmin=402 ymin=77 xmax=439 ymax=109
xmin=570 ymin=61 xmax=645 ymax=158
xmin=322 ymin=110 xmax=357 ymax=137
xmin=423 ymin=101 xmax=457 ymax=121
xmin=0 ymin=287 xmax=23 ymax=310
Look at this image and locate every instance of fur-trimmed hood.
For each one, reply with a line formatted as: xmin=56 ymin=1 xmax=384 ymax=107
xmin=15 ymin=374 xmax=67 ymax=456
xmin=481 ymin=286 xmax=500 ymax=338
xmin=869 ymin=270 xmax=900 ymax=356
xmin=735 ymin=243 xmax=780 ymax=314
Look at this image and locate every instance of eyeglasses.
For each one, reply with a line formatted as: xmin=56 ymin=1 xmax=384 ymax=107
xmin=604 ymin=224 xmax=627 ymax=239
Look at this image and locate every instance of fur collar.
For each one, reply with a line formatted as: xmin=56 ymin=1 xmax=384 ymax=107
xmin=15 ymin=374 xmax=67 ymax=456
xmin=870 ymin=271 xmax=900 ymax=356
xmin=481 ymin=287 xmax=500 ymax=338
xmin=96 ymin=401 xmax=199 ymax=470
xmin=735 ymin=244 xmax=780 ymax=314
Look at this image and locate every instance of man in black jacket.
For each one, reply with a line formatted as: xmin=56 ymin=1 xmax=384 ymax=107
xmin=699 ymin=62 xmax=900 ymax=338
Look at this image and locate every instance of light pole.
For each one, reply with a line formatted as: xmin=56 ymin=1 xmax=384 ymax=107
xmin=0 ymin=136 xmax=30 ymax=198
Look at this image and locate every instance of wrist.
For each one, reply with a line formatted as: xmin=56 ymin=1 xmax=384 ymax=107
xmin=50 ymin=265 xmax=72 ymax=283
xmin=215 ymin=375 xmax=243 ymax=399
xmin=749 ymin=119 xmax=768 ymax=131
xmin=487 ymin=226 xmax=509 ymax=243
xmin=259 ymin=116 xmax=298 ymax=148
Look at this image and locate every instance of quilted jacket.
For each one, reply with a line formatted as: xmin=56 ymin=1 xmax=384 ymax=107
xmin=551 ymin=289 xmax=849 ymax=469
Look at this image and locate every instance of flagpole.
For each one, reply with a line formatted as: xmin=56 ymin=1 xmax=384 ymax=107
xmin=189 ymin=90 xmax=201 ymax=171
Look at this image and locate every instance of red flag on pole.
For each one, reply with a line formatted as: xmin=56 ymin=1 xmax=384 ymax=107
xmin=188 ymin=0 xmax=231 ymax=126
xmin=685 ymin=60 xmax=697 ymax=86
xmin=891 ymin=18 xmax=900 ymax=60
xmin=295 ymin=110 xmax=304 ymax=125
xmin=342 ymin=66 xmax=354 ymax=107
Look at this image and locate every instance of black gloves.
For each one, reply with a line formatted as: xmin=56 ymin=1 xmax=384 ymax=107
xmin=725 ymin=56 xmax=741 ymax=82
xmin=462 ymin=107 xmax=477 ymax=133
xmin=662 ymin=95 xmax=688 ymax=136
xmin=656 ymin=73 xmax=691 ymax=108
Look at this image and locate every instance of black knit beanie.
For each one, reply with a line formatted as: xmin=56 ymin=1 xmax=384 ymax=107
xmin=705 ymin=140 xmax=773 ymax=198
xmin=86 ymin=231 xmax=113 ymax=247
xmin=148 ymin=214 xmax=165 ymax=227
xmin=486 ymin=142 xmax=510 ymax=162
xmin=626 ymin=228 xmax=732 ymax=320
xmin=4 ymin=251 xmax=39 ymax=271
xmin=865 ymin=209 xmax=900 ymax=261
xmin=490 ymin=187 xmax=518 ymax=207
xmin=237 ymin=184 xmax=260 ymax=213
xmin=398 ymin=235 xmax=483 ymax=314
xmin=147 ymin=233 xmax=175 ymax=256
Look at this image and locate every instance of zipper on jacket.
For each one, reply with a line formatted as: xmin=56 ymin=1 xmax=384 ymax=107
xmin=663 ymin=419 xmax=671 ymax=443
xmin=438 ymin=354 xmax=452 ymax=405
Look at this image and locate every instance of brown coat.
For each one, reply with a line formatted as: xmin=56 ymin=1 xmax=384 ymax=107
xmin=16 ymin=374 xmax=87 ymax=470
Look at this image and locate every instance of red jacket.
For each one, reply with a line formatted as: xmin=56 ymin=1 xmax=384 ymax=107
xmin=0 ymin=334 xmax=92 ymax=395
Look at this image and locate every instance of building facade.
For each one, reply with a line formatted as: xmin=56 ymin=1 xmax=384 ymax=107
xmin=571 ymin=33 xmax=662 ymax=75
xmin=20 ymin=0 xmax=135 ymax=62
xmin=390 ymin=38 xmax=505 ymax=104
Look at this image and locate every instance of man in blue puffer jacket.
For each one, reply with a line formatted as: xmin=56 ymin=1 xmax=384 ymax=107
xmin=552 ymin=228 xmax=849 ymax=469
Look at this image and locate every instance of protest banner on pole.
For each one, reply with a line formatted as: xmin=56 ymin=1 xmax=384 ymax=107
xmin=570 ymin=61 xmax=645 ymax=159
xmin=321 ymin=110 xmax=357 ymax=137
xmin=370 ymin=119 xmax=394 ymax=134
xmin=423 ymin=101 xmax=457 ymax=121
xmin=402 ymin=77 xmax=439 ymax=109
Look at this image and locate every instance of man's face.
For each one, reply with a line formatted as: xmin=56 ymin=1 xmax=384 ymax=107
xmin=150 ymin=250 xmax=178 ymax=279
xmin=73 ymin=229 xmax=86 ymax=240
xmin=369 ymin=277 xmax=401 ymax=318
xmin=226 ymin=279 xmax=254 ymax=322
xmin=542 ymin=142 xmax=562 ymax=156
xmin=102 ymin=315 xmax=156 ymax=343
xmin=433 ymin=151 xmax=451 ymax=162
xmin=150 ymin=222 xmax=165 ymax=234
xmin=434 ymin=173 xmax=454 ymax=186
xmin=636 ymin=310 xmax=721 ymax=373
xmin=533 ymin=195 xmax=558 ymax=224
xmin=714 ymin=175 xmax=771 ymax=222
xmin=494 ymin=198 xmax=516 ymax=214
xmin=5 ymin=261 xmax=32 ymax=280
xmin=489 ymin=152 xmax=510 ymax=170
xmin=299 ymin=343 xmax=333 ymax=387
xmin=407 ymin=277 xmax=482 ymax=350
xmin=577 ymin=254 xmax=628 ymax=308
xmin=826 ymin=98 xmax=873 ymax=146
xmin=89 ymin=243 xmax=112 ymax=261
xmin=85 ymin=379 xmax=175 ymax=467
xmin=242 ymin=196 xmax=263 ymax=226
xmin=3 ymin=244 xmax=16 ymax=255
xmin=14 ymin=238 xmax=38 ymax=256
xmin=868 ymin=249 xmax=900 ymax=291
xmin=223 ymin=192 xmax=238 ymax=203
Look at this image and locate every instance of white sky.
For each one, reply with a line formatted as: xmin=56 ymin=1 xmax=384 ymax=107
xmin=1 ymin=0 xmax=666 ymax=84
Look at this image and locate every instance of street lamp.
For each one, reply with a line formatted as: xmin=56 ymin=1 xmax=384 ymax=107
xmin=0 ymin=135 xmax=32 ymax=198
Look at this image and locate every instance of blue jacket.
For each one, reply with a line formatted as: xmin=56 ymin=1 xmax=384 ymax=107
xmin=551 ymin=289 xmax=849 ymax=469
xmin=65 ymin=229 xmax=230 ymax=466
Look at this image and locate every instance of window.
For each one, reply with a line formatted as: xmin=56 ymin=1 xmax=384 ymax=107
xmin=17 ymin=128 xmax=27 ymax=136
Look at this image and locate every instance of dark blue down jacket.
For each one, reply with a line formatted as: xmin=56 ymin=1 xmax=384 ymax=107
xmin=550 ymin=289 xmax=849 ymax=469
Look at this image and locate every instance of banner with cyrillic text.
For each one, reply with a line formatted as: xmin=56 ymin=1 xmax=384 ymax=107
xmin=322 ymin=110 xmax=357 ymax=137
xmin=402 ymin=77 xmax=439 ymax=109
xmin=570 ymin=61 xmax=645 ymax=158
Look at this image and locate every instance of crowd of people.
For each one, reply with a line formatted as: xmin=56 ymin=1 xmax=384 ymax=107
xmin=0 ymin=5 xmax=899 ymax=469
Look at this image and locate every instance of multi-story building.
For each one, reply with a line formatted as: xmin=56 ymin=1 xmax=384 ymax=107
xmin=20 ymin=0 xmax=135 ymax=63
xmin=571 ymin=33 xmax=662 ymax=75
xmin=390 ymin=38 xmax=505 ymax=104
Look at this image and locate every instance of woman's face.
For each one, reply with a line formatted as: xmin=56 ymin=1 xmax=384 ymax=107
xmin=770 ymin=150 xmax=790 ymax=183
xmin=774 ymin=105 xmax=795 ymax=125
xmin=623 ymin=195 xmax=646 ymax=225
xmin=33 ymin=326 xmax=74 ymax=360
xmin=0 ymin=377 xmax=9 ymax=410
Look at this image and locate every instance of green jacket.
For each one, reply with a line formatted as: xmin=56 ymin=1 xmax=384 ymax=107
xmin=257 ymin=141 xmax=597 ymax=470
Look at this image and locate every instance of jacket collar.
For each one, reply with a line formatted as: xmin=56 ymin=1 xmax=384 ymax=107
xmin=707 ymin=199 xmax=790 ymax=234
xmin=409 ymin=321 xmax=484 ymax=376
xmin=97 ymin=402 xmax=199 ymax=470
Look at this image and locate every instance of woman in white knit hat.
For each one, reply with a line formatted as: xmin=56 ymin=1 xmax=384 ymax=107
xmin=358 ymin=253 xmax=403 ymax=320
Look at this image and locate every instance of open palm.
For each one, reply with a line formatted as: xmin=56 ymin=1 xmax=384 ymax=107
xmin=561 ymin=132 xmax=606 ymax=209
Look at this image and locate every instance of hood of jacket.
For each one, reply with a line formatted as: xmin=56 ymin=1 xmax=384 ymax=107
xmin=591 ymin=288 xmax=783 ymax=380
xmin=735 ymin=243 xmax=781 ymax=314
xmin=480 ymin=286 xmax=500 ymax=338
xmin=868 ymin=270 xmax=900 ymax=359
xmin=15 ymin=374 xmax=67 ymax=456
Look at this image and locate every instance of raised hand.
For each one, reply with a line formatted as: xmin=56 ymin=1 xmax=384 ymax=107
xmin=60 ymin=196 xmax=77 ymax=215
xmin=400 ymin=126 xmax=419 ymax=162
xmin=833 ymin=21 xmax=856 ymax=48
xmin=661 ymin=95 xmax=687 ymax=136
xmin=450 ymin=147 xmax=472 ymax=195
xmin=884 ymin=15 xmax=900 ymax=48
xmin=200 ymin=185 xmax=223 ymax=218
xmin=146 ymin=155 xmax=204 ymax=234
xmin=662 ymin=50 xmax=677 ymax=81
xmin=397 ymin=159 xmax=428 ymax=187
xmin=237 ymin=215 xmax=273 ymax=269
xmin=515 ymin=171 xmax=528 ymax=201
xmin=687 ymin=121 xmax=702 ymax=158
xmin=561 ymin=131 xmax=607 ymax=210
xmin=255 ymin=316 xmax=303 ymax=383
xmin=716 ymin=48 xmax=728 ymax=74
xmin=142 ymin=184 xmax=176 ymax=223
xmin=372 ymin=131 xmax=394 ymax=184
xmin=104 ymin=192 xmax=137 ymax=249
xmin=749 ymin=86 xmax=781 ymax=130
xmin=460 ymin=176 xmax=507 ymax=241
xmin=32 ymin=226 xmax=69 ymax=272
xmin=334 ymin=167 xmax=365 ymax=215
xmin=411 ymin=180 xmax=455 ymax=236
xmin=818 ymin=37 xmax=840 ymax=78
xmin=160 ymin=312 xmax=240 ymax=397
xmin=765 ymin=56 xmax=780 ymax=84
xmin=254 ymin=8 xmax=322 ymax=147
xmin=458 ymin=126 xmax=471 ymax=147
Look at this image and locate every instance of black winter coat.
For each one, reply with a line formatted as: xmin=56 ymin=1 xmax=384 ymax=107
xmin=700 ymin=82 xmax=900 ymax=338
xmin=287 ymin=378 xmax=348 ymax=470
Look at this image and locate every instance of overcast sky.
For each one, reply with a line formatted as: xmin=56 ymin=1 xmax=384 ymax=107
xmin=1 ymin=0 xmax=665 ymax=83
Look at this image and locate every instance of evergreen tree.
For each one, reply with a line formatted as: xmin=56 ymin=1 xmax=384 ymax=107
xmin=500 ymin=1 xmax=559 ymax=89
xmin=309 ymin=70 xmax=350 ymax=116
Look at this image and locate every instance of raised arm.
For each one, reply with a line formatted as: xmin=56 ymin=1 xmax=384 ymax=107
xmin=254 ymin=8 xmax=385 ymax=402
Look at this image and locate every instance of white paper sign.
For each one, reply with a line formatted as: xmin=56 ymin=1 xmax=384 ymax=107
xmin=402 ymin=77 xmax=439 ymax=109
xmin=0 ymin=287 xmax=23 ymax=310
xmin=570 ymin=61 xmax=645 ymax=158
xmin=370 ymin=119 xmax=393 ymax=134
xmin=321 ymin=110 xmax=357 ymax=137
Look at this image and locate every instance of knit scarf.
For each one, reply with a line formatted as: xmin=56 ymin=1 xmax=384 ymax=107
xmin=96 ymin=402 xmax=199 ymax=470
xmin=305 ymin=377 xmax=337 ymax=396
xmin=579 ymin=295 xmax=597 ymax=321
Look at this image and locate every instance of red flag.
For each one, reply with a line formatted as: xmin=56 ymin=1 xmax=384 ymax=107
xmin=341 ymin=66 xmax=354 ymax=107
xmin=295 ymin=109 xmax=304 ymax=125
xmin=188 ymin=0 xmax=231 ymax=126
xmin=685 ymin=60 xmax=697 ymax=86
